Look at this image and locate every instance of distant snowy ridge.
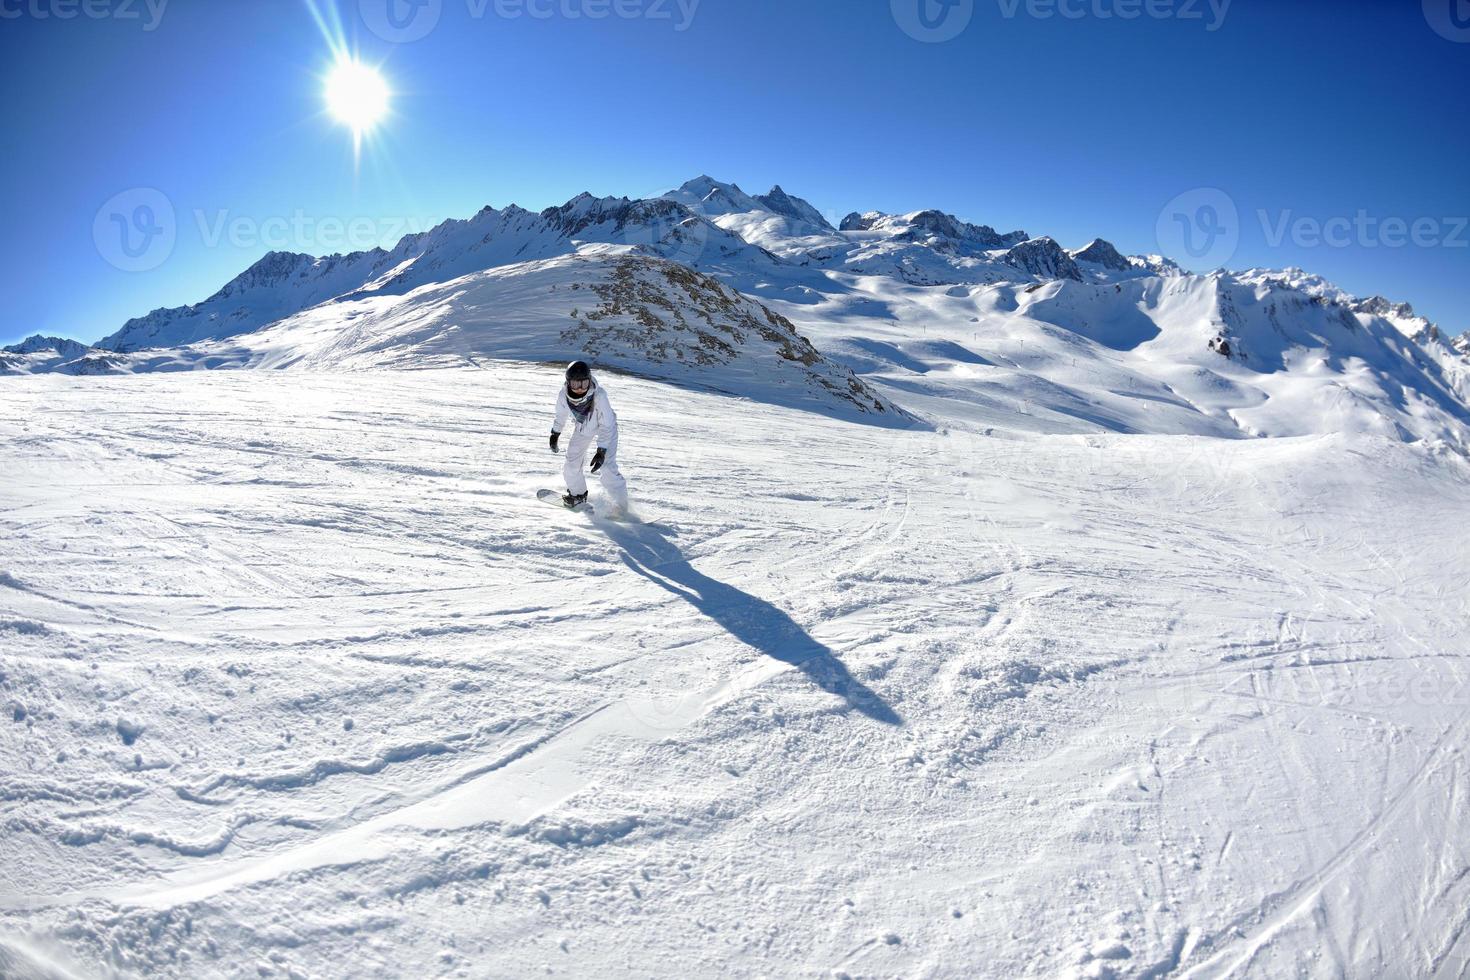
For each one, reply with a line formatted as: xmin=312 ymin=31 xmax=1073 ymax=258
xmin=2 ymin=334 xmax=92 ymax=358
xmin=839 ymin=208 xmax=1027 ymax=251
xmin=659 ymin=175 xmax=834 ymax=232
xmin=7 ymin=174 xmax=1468 ymax=450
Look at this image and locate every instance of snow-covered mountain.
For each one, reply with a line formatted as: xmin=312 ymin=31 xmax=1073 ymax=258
xmin=754 ymin=185 xmax=834 ymax=231
xmin=658 ymin=175 xmax=833 ymax=231
xmin=94 ymin=194 xmax=781 ymax=355
xmin=8 ymin=175 xmax=1469 ymax=450
xmin=2 ymin=334 xmax=91 ymax=358
xmin=1070 ymin=238 xmax=1132 ymax=272
xmin=0 ymin=335 xmax=130 ymax=375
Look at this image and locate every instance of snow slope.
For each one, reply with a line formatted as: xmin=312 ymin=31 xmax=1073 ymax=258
xmin=5 ymin=175 xmax=1470 ymax=976
xmin=1 ymin=367 xmax=1468 ymax=979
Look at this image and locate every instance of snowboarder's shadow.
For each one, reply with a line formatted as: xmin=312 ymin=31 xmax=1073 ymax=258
xmin=598 ymin=520 xmax=901 ymax=726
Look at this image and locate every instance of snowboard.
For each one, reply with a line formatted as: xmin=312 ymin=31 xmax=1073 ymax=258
xmin=537 ymin=488 xmax=593 ymax=515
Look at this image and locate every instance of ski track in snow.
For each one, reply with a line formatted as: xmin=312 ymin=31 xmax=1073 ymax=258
xmin=0 ymin=367 xmax=1467 ymax=979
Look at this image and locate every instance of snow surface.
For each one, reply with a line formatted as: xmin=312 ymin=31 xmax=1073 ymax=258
xmin=2 ymin=364 xmax=1468 ymax=978
xmin=4 ymin=175 xmax=1470 ymax=978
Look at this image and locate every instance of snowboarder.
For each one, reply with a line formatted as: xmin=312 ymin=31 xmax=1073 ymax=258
xmin=549 ymin=360 xmax=628 ymax=513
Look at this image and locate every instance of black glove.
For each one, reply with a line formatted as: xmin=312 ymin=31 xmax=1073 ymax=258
xmin=590 ymin=448 xmax=606 ymax=473
xmin=549 ymin=431 xmax=560 ymax=453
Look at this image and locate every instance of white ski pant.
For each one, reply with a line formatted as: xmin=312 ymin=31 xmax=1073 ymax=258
xmin=563 ymin=425 xmax=626 ymax=504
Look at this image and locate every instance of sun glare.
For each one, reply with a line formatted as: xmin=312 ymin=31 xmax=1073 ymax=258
xmin=325 ymin=59 xmax=390 ymax=137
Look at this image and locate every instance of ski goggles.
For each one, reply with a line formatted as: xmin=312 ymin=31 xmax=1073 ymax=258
xmin=568 ymin=378 xmax=592 ymax=396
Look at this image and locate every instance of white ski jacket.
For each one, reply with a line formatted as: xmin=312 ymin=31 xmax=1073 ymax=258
xmin=552 ymin=383 xmax=619 ymax=454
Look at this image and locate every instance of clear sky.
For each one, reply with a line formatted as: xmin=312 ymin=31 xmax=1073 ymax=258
xmin=2 ymin=0 xmax=1467 ymax=348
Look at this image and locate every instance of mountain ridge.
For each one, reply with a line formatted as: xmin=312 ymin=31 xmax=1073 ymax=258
xmin=67 ymin=177 xmax=1464 ymax=361
xmin=8 ymin=175 xmax=1467 ymax=453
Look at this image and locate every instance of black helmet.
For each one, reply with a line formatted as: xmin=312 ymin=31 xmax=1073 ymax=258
xmin=565 ymin=360 xmax=594 ymax=405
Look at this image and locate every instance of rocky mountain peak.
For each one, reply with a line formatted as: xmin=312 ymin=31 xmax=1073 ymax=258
xmin=1003 ymin=237 xmax=1083 ymax=281
xmin=1071 ymin=239 xmax=1131 ymax=272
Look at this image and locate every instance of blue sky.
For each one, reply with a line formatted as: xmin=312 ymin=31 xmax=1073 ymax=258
xmin=2 ymin=0 xmax=1467 ymax=348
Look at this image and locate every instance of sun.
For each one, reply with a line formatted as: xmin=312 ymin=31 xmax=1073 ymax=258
xmin=324 ymin=58 xmax=390 ymax=137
